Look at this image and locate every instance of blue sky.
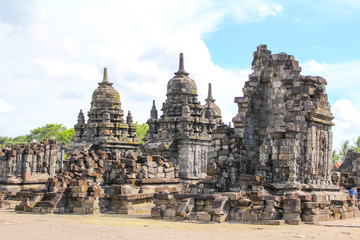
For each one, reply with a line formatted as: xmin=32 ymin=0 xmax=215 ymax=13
xmin=206 ymin=1 xmax=360 ymax=67
xmin=0 ymin=0 xmax=359 ymax=151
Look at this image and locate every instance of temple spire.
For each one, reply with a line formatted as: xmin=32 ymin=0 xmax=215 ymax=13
xmin=174 ymin=53 xmax=189 ymax=76
xmin=126 ymin=111 xmax=133 ymax=124
xmin=77 ymin=109 xmax=85 ymax=124
xmin=150 ymin=100 xmax=158 ymax=119
xmin=99 ymin=67 xmax=112 ymax=86
xmin=103 ymin=68 xmax=109 ymax=83
xmin=205 ymin=83 xmax=215 ymax=103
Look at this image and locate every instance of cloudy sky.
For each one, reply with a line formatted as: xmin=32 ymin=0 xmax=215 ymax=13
xmin=0 ymin=0 xmax=359 ymax=151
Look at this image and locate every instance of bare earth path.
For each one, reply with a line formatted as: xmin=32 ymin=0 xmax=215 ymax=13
xmin=1 ymin=210 xmax=360 ymax=240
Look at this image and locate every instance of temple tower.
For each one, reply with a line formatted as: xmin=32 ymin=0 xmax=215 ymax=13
xmin=233 ymin=45 xmax=334 ymax=189
xmin=144 ymin=54 xmax=223 ymax=179
xmin=71 ymin=68 xmax=140 ymax=152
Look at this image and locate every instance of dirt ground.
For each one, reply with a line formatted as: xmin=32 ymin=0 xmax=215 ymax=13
xmin=1 ymin=210 xmax=360 ymax=240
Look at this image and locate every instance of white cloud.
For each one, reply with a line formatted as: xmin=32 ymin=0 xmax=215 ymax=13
xmin=302 ymin=60 xmax=360 ymax=110
xmin=302 ymin=60 xmax=360 ymax=91
xmin=31 ymin=58 xmax=100 ymax=80
xmin=223 ymin=0 xmax=282 ymax=22
xmin=0 ymin=99 xmax=11 ymax=112
xmin=0 ymin=0 xmax=283 ymax=137
xmin=332 ymin=99 xmax=360 ymax=150
xmin=302 ymin=60 xmax=360 ymax=149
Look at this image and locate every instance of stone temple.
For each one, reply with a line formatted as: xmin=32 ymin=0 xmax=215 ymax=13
xmin=70 ymin=68 xmax=140 ymax=152
xmin=1 ymin=45 xmax=359 ymax=225
xmin=230 ymin=45 xmax=334 ymax=190
xmin=144 ymin=53 xmax=223 ymax=179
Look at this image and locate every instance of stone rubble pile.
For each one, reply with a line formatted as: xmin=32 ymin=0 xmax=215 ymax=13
xmin=0 ymin=140 xmax=64 ymax=210
xmin=334 ymin=150 xmax=360 ymax=189
xmin=151 ymin=188 xmax=359 ymax=224
xmin=0 ymin=140 xmax=63 ymax=184
xmin=13 ymin=147 xmax=182 ymax=214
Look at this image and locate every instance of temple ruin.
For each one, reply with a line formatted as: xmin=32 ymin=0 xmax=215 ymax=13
xmin=1 ymin=45 xmax=359 ymax=224
xmin=70 ymin=68 xmax=140 ymax=152
xmin=144 ymin=53 xmax=223 ymax=179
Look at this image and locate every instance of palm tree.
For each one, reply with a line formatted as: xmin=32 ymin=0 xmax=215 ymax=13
xmin=339 ymin=140 xmax=351 ymax=161
xmin=332 ymin=150 xmax=340 ymax=164
xmin=353 ymin=136 xmax=360 ymax=152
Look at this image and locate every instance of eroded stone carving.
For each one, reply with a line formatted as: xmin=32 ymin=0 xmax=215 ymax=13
xmin=70 ymin=68 xmax=140 ymax=152
xmin=144 ymin=53 xmax=223 ymax=179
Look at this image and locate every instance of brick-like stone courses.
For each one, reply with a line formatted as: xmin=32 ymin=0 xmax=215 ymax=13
xmin=151 ymin=189 xmax=359 ymax=224
xmin=71 ymin=68 xmax=140 ymax=152
xmin=144 ymin=53 xmax=223 ymax=179
xmin=334 ymin=150 xmax=360 ymax=189
xmin=0 ymin=140 xmax=62 ymax=184
xmin=0 ymin=141 xmax=63 ymax=212
xmin=17 ymin=148 xmax=182 ymax=214
xmin=2 ymin=45 xmax=360 ymax=225
xmin=212 ymin=45 xmax=334 ymax=190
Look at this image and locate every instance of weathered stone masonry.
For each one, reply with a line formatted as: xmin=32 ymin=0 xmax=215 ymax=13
xmin=211 ymin=45 xmax=334 ymax=191
xmin=71 ymin=68 xmax=140 ymax=152
xmin=1 ymin=45 xmax=359 ymax=225
xmin=0 ymin=140 xmax=64 ymax=209
xmin=144 ymin=53 xmax=223 ymax=179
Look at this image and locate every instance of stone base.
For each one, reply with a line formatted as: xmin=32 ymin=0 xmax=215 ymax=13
xmin=114 ymin=202 xmax=155 ymax=215
xmin=0 ymin=200 xmax=21 ymax=209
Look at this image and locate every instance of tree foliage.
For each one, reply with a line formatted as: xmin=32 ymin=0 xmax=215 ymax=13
xmin=0 ymin=124 xmax=75 ymax=147
xmin=135 ymin=121 xmax=149 ymax=144
xmin=57 ymin=128 xmax=76 ymax=147
xmin=332 ymin=150 xmax=340 ymax=163
xmin=340 ymin=140 xmax=351 ymax=160
xmin=333 ymin=137 xmax=360 ymax=163
xmin=0 ymin=135 xmax=32 ymax=146
xmin=28 ymin=124 xmax=65 ymax=142
xmin=354 ymin=136 xmax=360 ymax=152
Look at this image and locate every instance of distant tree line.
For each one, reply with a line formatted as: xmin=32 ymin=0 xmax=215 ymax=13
xmin=0 ymin=124 xmax=75 ymax=147
xmin=333 ymin=136 xmax=360 ymax=163
xmin=0 ymin=122 xmax=149 ymax=148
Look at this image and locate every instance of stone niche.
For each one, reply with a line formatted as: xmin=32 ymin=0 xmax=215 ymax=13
xmin=232 ymin=45 xmax=334 ymax=190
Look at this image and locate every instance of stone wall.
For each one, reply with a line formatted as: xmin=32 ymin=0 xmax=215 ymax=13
xmin=16 ymin=147 xmax=182 ymax=214
xmin=151 ymin=190 xmax=358 ymax=224
xmin=209 ymin=45 xmax=335 ymax=191
xmin=0 ymin=140 xmax=63 ymax=184
xmin=334 ymin=150 xmax=360 ymax=189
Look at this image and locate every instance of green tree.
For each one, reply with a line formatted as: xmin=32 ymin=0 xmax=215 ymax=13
xmin=28 ymin=124 xmax=65 ymax=142
xmin=56 ymin=128 xmax=75 ymax=147
xmin=12 ymin=135 xmax=32 ymax=145
xmin=0 ymin=136 xmax=11 ymax=146
xmin=135 ymin=122 xmax=148 ymax=144
xmin=353 ymin=136 xmax=360 ymax=152
xmin=0 ymin=135 xmax=31 ymax=147
xmin=332 ymin=150 xmax=340 ymax=163
xmin=0 ymin=124 xmax=75 ymax=147
xmin=339 ymin=140 xmax=351 ymax=161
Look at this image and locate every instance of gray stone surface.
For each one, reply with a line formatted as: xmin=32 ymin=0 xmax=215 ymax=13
xmin=70 ymin=68 xmax=140 ymax=152
xmin=144 ymin=53 xmax=223 ymax=179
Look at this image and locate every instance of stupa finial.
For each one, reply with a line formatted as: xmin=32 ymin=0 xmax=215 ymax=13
xmin=103 ymin=67 xmax=109 ymax=83
xmin=150 ymin=100 xmax=158 ymax=119
xmin=174 ymin=53 xmax=189 ymax=76
xmin=126 ymin=110 xmax=133 ymax=124
xmin=205 ymin=83 xmax=215 ymax=103
xmin=99 ymin=67 xmax=113 ymax=86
